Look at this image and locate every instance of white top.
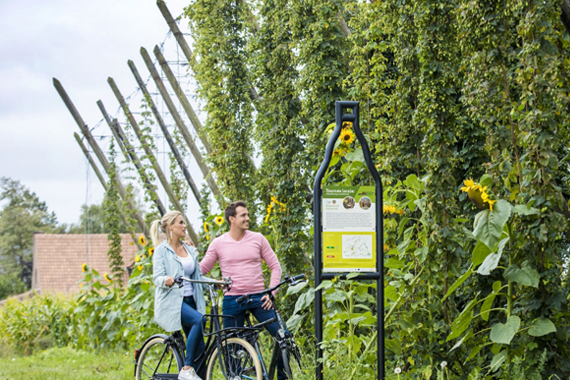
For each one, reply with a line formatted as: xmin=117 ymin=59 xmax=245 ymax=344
xmin=180 ymin=254 xmax=195 ymax=297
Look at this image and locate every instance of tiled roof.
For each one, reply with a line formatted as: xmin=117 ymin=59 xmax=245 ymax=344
xmin=32 ymin=233 xmax=141 ymax=294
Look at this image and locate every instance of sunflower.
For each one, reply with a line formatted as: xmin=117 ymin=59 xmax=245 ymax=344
xmin=149 ymin=247 xmax=154 ymax=256
xmin=383 ymin=205 xmax=397 ymax=214
xmin=135 ymin=254 xmax=141 ymax=262
xmin=339 ymin=129 xmax=355 ymax=144
xmin=139 ymin=236 xmax=147 ymax=246
xmin=137 ymin=265 xmax=143 ymax=271
xmin=215 ymin=216 xmax=224 ymax=226
xmin=203 ymin=222 xmax=209 ymax=233
xmin=342 ymin=121 xmax=353 ymax=129
xmin=461 ymin=178 xmax=497 ymax=211
xmin=265 ymin=204 xmax=274 ymax=223
xmin=82 ymin=263 xmax=87 ymax=273
xmin=104 ymin=273 xmax=112 ymax=283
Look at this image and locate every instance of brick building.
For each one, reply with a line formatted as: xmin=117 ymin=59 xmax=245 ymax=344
xmin=31 ymin=233 xmax=141 ymax=294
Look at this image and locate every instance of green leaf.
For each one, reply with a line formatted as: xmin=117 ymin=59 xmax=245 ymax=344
xmin=473 ymin=200 xmax=512 ymax=250
xmin=490 ymin=350 xmax=507 ymax=372
xmin=513 ymin=205 xmax=539 ymax=216
xmin=385 ymin=285 xmax=399 ymax=302
xmin=480 ymin=174 xmax=493 ymax=188
xmin=490 ymin=316 xmax=521 ymax=344
xmin=466 ymin=345 xmax=482 ymax=362
xmin=344 ymin=148 xmax=363 ymax=162
xmin=477 ymin=252 xmax=501 ymax=275
xmin=450 ymin=329 xmax=473 ymax=352
xmin=386 ymin=338 xmax=402 ymax=356
xmin=503 ymin=265 xmax=539 ymax=288
xmin=528 ymin=318 xmax=556 ymax=337
xmin=443 ymin=266 xmax=473 ymax=301
xmin=293 ymin=288 xmax=315 ymax=314
xmin=385 ymin=257 xmax=406 ymax=269
xmin=286 ymin=281 xmax=308 ymax=295
xmin=447 ymin=310 xmax=473 ymax=341
xmin=492 ymin=281 xmax=502 ymax=293
xmin=480 ymin=294 xmax=496 ymax=322
xmin=472 ymin=240 xmax=491 ymax=267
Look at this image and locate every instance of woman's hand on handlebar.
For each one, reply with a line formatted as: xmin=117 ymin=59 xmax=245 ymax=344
xmin=165 ymin=276 xmax=175 ymax=287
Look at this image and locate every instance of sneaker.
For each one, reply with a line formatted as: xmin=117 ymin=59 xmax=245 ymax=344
xmin=178 ymin=367 xmax=202 ymax=380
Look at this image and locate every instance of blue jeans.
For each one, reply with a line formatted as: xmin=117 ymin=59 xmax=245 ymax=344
xmin=181 ymin=296 xmax=205 ymax=367
xmin=223 ymin=295 xmax=287 ymax=380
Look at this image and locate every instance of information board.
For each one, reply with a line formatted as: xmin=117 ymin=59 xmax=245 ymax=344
xmin=322 ymin=185 xmax=376 ymax=272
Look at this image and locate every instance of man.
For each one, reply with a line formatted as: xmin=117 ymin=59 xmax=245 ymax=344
xmin=200 ymin=200 xmax=287 ymax=379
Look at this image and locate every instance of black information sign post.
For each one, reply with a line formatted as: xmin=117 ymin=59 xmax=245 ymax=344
xmin=313 ymin=101 xmax=384 ymax=380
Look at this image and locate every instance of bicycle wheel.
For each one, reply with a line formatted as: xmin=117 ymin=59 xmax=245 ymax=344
xmin=206 ymin=337 xmax=262 ymax=380
xmin=280 ymin=339 xmax=303 ymax=379
xmin=136 ymin=336 xmax=184 ymax=380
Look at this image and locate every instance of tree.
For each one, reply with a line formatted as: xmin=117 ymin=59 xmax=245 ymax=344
xmin=68 ymin=203 xmax=129 ymax=234
xmin=0 ymin=177 xmax=60 ymax=291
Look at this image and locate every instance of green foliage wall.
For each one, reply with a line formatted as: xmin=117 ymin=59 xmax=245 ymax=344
xmin=179 ymin=0 xmax=570 ymax=377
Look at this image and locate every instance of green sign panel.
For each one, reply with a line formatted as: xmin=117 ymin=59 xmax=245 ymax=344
xmin=322 ymin=186 xmax=376 ymax=272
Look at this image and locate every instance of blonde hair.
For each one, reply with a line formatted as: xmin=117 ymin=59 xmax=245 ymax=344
xmin=150 ymin=211 xmax=183 ymax=247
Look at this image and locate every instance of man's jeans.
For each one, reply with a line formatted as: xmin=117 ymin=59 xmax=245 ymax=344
xmin=223 ymin=295 xmax=287 ymax=380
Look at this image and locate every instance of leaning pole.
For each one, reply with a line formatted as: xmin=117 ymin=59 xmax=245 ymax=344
xmin=53 ymin=78 xmax=149 ymax=236
xmin=73 ymin=133 xmax=143 ymax=249
xmin=107 ymin=77 xmax=198 ymax=245
xmin=126 ymin=60 xmax=202 ymax=206
xmin=97 ymin=100 xmax=167 ymax=216
xmin=140 ymin=47 xmax=222 ymax=201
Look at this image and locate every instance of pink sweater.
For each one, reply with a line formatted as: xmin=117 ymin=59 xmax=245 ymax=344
xmin=200 ymin=231 xmax=283 ymax=296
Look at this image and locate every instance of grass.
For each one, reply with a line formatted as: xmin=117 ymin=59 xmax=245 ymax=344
xmin=0 ymin=346 xmax=133 ymax=380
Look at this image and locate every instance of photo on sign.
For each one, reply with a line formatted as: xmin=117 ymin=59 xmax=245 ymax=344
xmin=359 ymin=196 xmax=371 ymax=210
xmin=343 ymin=196 xmax=355 ymax=209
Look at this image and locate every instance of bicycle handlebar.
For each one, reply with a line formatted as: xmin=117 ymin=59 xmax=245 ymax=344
xmin=235 ymin=274 xmax=306 ymax=304
xmin=174 ymin=276 xmax=232 ymax=289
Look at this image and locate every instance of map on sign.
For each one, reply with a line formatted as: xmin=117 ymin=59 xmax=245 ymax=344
xmin=342 ymin=235 xmax=373 ymax=259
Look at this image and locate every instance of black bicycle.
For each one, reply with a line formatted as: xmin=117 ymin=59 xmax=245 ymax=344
xmin=134 ymin=277 xmax=265 ymax=380
xmin=236 ymin=274 xmax=306 ymax=380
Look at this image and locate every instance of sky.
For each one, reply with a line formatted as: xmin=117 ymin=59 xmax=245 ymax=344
xmin=0 ymin=0 xmax=210 ymax=228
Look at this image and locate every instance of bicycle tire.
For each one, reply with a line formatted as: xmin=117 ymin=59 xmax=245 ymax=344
xmin=136 ymin=336 xmax=184 ymax=380
xmin=206 ymin=337 xmax=262 ymax=380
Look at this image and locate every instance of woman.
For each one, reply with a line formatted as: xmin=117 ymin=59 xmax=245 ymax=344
xmin=151 ymin=211 xmax=206 ymax=380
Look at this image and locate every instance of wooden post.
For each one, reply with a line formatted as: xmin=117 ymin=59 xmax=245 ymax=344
xmin=126 ymin=60 xmax=202 ymax=206
xmin=53 ymin=78 xmax=149 ymax=236
xmin=107 ymin=77 xmax=199 ymax=245
xmin=74 ymin=133 xmax=143 ymax=249
xmin=155 ymin=0 xmax=259 ymax=102
xmin=139 ymin=47 xmax=222 ymax=201
xmin=152 ymin=46 xmax=212 ymax=155
xmin=97 ymin=100 xmax=167 ymax=216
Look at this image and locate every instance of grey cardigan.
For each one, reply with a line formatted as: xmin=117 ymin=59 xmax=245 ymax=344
xmin=153 ymin=241 xmax=208 ymax=332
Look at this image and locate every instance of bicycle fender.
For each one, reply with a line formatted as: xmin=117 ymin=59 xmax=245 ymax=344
xmin=133 ymin=334 xmax=170 ymax=376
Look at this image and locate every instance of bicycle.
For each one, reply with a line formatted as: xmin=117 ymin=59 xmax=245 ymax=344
xmin=235 ymin=274 xmax=306 ymax=380
xmin=134 ymin=277 xmax=265 ymax=380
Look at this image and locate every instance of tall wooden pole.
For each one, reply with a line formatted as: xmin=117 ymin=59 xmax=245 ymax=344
xmin=97 ymin=100 xmax=167 ymax=216
xmin=107 ymin=77 xmax=198 ymax=245
xmin=53 ymin=78 xmax=149 ymax=236
xmin=155 ymin=0 xmax=259 ymax=101
xmin=126 ymin=59 xmax=202 ymax=206
xmin=152 ymin=46 xmax=212 ymax=155
xmin=74 ymin=133 xmax=143 ymax=249
xmin=139 ymin=47 xmax=222 ymax=201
